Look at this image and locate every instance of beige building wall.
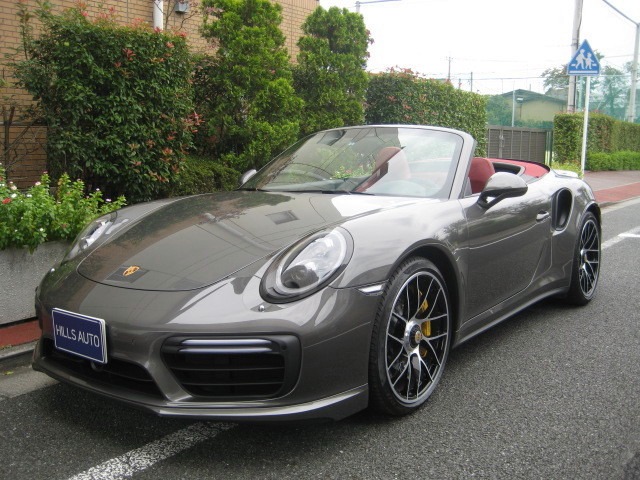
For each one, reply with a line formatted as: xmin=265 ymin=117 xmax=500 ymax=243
xmin=520 ymin=99 xmax=566 ymax=123
xmin=0 ymin=0 xmax=318 ymax=186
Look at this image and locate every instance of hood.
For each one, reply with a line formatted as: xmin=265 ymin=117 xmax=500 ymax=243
xmin=77 ymin=191 xmax=415 ymax=291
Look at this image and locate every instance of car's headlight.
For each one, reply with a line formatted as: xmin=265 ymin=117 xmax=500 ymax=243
xmin=261 ymin=228 xmax=353 ymax=302
xmin=64 ymin=212 xmax=125 ymax=261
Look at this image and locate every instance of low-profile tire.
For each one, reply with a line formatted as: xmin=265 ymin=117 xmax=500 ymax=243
xmin=369 ymin=257 xmax=452 ymax=416
xmin=565 ymin=211 xmax=601 ymax=306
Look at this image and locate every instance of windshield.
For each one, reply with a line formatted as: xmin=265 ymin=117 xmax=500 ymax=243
xmin=241 ymin=126 xmax=465 ymax=199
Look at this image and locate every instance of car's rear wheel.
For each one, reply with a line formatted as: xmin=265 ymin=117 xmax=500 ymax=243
xmin=565 ymin=211 xmax=601 ymax=305
xmin=369 ymin=258 xmax=451 ymax=416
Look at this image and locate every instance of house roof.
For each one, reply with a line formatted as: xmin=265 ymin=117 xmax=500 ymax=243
xmin=500 ymin=89 xmax=566 ymax=105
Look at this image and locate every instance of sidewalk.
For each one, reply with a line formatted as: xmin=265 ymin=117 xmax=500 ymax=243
xmin=584 ymin=170 xmax=640 ymax=205
xmin=2 ymin=169 xmax=640 ymax=363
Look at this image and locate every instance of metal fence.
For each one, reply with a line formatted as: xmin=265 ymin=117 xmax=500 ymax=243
xmin=486 ymin=126 xmax=552 ymax=164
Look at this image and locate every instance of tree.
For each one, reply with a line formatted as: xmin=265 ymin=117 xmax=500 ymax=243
xmin=541 ymin=65 xmax=569 ymax=93
xmin=594 ymin=65 xmax=629 ymax=119
xmin=486 ymin=95 xmax=512 ymax=126
xmin=197 ymin=0 xmax=302 ymax=172
xmin=293 ymin=7 xmax=371 ymax=136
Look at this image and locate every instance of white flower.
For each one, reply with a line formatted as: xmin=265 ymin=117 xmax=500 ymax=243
xmin=35 ymin=182 xmax=41 ymax=186
xmin=39 ymin=228 xmax=44 ymax=232
xmin=26 ymin=194 xmax=32 ymax=198
xmin=10 ymin=193 xmax=17 ymax=198
xmin=10 ymin=185 xmax=17 ymax=191
xmin=0 ymin=183 xmax=5 ymax=187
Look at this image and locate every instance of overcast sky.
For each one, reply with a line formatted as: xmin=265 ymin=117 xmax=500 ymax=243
xmin=318 ymin=0 xmax=640 ymax=96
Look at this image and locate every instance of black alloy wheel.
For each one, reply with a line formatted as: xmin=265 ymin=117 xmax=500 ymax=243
xmin=566 ymin=211 xmax=601 ymax=305
xmin=369 ymin=257 xmax=451 ymax=416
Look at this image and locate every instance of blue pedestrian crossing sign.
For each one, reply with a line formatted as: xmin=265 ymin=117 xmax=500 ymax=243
xmin=567 ymin=40 xmax=600 ymax=76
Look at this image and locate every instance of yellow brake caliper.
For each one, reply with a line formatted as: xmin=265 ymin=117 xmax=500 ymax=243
xmin=419 ymin=297 xmax=431 ymax=357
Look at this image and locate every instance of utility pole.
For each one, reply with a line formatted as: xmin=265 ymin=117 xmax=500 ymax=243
xmin=602 ymin=0 xmax=639 ymax=123
xmin=446 ymin=57 xmax=452 ymax=82
xmin=567 ymin=0 xmax=584 ymax=113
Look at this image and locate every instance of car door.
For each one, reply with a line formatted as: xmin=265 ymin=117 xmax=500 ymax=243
xmin=460 ymin=180 xmax=553 ymax=321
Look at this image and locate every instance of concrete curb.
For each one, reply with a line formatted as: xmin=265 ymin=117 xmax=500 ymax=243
xmin=0 ymin=341 xmax=37 ymax=365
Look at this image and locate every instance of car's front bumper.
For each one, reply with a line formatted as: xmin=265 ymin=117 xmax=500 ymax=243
xmin=33 ymin=270 xmax=381 ymax=421
xmin=32 ymin=338 xmax=368 ymax=421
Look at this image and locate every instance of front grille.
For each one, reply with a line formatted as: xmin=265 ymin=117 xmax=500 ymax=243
xmin=161 ymin=336 xmax=301 ymax=400
xmin=42 ymin=338 xmax=163 ymax=398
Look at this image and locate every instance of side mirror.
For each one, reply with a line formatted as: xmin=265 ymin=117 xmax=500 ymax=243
xmin=478 ymin=172 xmax=528 ymax=209
xmin=239 ymin=169 xmax=257 ymax=186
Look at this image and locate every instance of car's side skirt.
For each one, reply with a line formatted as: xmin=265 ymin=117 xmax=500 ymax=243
xmin=452 ymin=285 xmax=568 ymax=347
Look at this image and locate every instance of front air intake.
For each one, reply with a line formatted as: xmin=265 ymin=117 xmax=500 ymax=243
xmin=161 ymin=336 xmax=301 ymax=400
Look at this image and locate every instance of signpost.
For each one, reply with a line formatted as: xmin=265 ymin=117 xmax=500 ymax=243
xmin=567 ymin=40 xmax=600 ymax=174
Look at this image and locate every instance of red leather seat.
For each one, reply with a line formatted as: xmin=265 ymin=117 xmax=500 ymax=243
xmin=468 ymin=157 xmax=495 ymax=194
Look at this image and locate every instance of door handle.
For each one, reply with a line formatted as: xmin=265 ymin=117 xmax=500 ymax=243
xmin=536 ymin=211 xmax=550 ymax=222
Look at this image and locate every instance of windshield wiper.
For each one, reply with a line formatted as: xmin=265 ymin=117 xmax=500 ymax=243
xmin=280 ymin=189 xmax=373 ymax=195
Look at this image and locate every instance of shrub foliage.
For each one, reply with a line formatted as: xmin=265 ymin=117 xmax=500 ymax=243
xmin=293 ymin=6 xmax=371 ymax=136
xmin=0 ymin=165 xmax=125 ymax=252
xmin=366 ymin=69 xmax=487 ymax=155
xmin=554 ymin=113 xmax=640 ymax=169
xmin=196 ymin=0 xmax=302 ymax=172
xmin=14 ymin=4 xmax=196 ymax=203
xmin=587 ymin=151 xmax=640 ymax=171
xmin=165 ymin=155 xmax=240 ymax=196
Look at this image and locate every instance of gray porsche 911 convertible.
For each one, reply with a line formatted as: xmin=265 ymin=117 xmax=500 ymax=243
xmin=33 ymin=125 xmax=600 ymax=421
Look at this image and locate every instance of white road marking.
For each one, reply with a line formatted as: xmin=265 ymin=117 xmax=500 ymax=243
xmin=67 ymin=422 xmax=234 ymax=480
xmin=601 ymin=226 xmax=640 ymax=251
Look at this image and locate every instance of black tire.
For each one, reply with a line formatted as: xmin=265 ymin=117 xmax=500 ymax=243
xmin=565 ymin=211 xmax=601 ymax=306
xmin=369 ymin=257 xmax=452 ymax=416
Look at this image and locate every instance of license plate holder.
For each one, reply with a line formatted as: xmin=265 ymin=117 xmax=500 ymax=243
xmin=52 ymin=308 xmax=107 ymax=364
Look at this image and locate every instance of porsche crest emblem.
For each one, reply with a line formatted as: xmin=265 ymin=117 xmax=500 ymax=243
xmin=123 ymin=266 xmax=141 ymax=277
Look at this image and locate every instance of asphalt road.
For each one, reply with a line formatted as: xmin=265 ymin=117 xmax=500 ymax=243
xmin=1 ymin=199 xmax=639 ymax=480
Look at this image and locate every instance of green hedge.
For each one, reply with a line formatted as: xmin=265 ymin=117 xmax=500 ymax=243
xmin=553 ymin=113 xmax=640 ymax=167
xmin=587 ymin=151 xmax=640 ymax=171
xmin=14 ymin=5 xmax=195 ymax=203
xmin=165 ymin=155 xmax=240 ymax=196
xmin=365 ymin=69 xmax=487 ymax=155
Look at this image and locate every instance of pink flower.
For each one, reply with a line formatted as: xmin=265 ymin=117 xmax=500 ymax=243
xmin=2 ymin=198 xmax=11 ymax=204
xmin=166 ymin=42 xmax=174 ymax=49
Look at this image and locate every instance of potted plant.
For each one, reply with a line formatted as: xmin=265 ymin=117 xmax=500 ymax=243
xmin=0 ymin=164 xmax=125 ymax=324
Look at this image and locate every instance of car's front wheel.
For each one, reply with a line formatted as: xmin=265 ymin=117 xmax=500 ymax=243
xmin=369 ymin=257 xmax=452 ymax=416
